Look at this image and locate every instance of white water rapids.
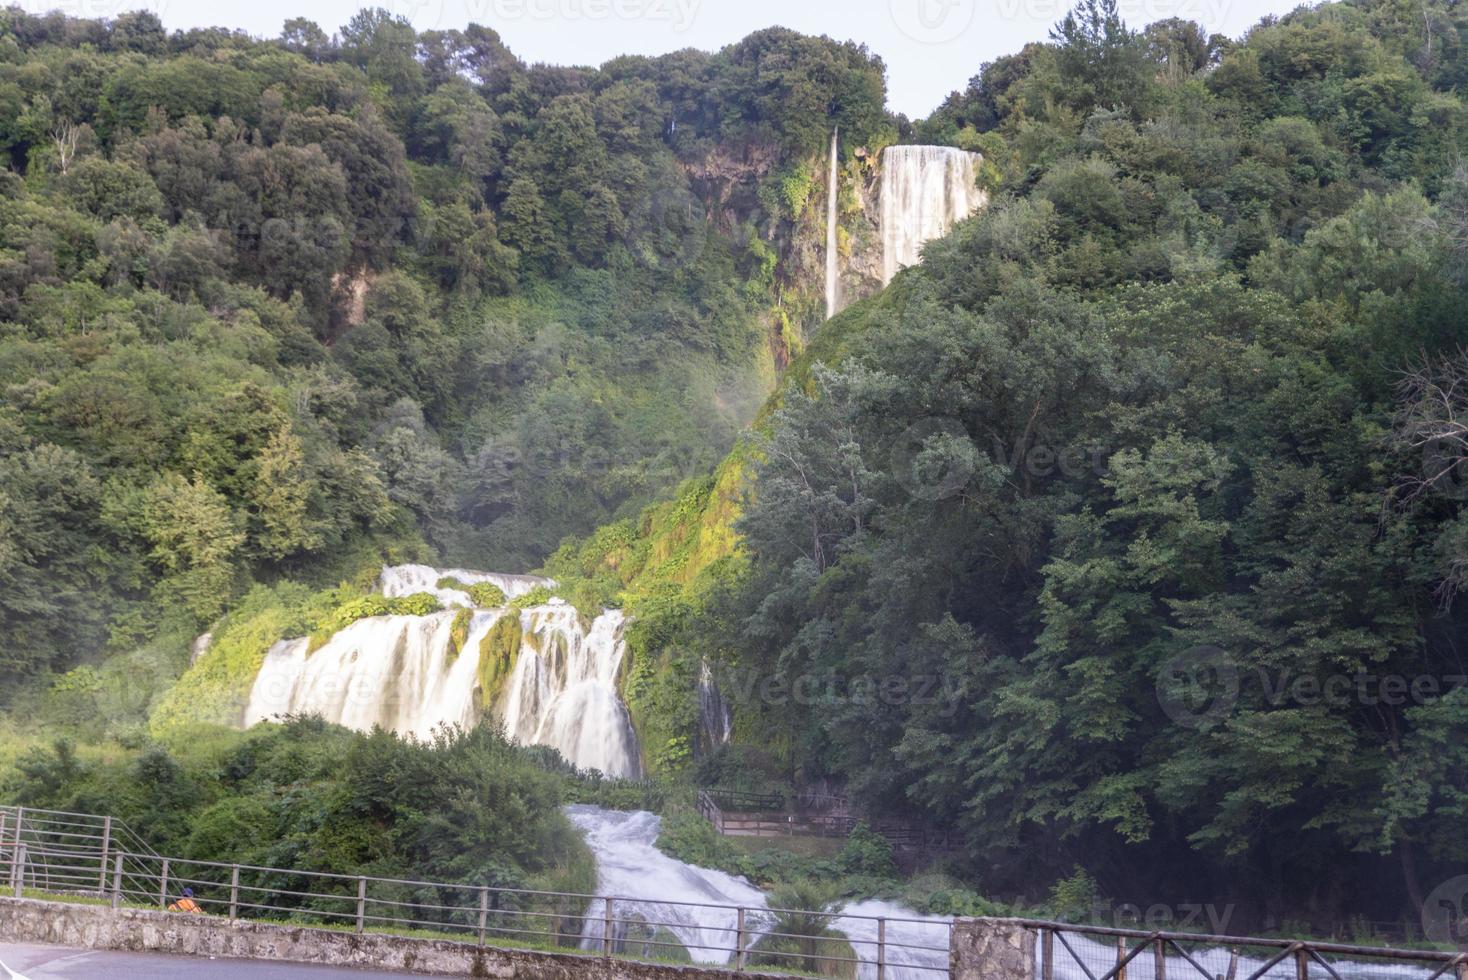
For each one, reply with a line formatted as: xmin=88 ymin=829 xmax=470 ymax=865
xmin=568 ymin=805 xmax=953 ymax=980
xmin=243 ymin=565 xmax=641 ymax=777
xmin=879 ymin=145 xmax=987 ymax=285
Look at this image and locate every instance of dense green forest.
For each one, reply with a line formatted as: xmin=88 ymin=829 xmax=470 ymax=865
xmin=548 ymin=0 xmax=1468 ymax=934
xmin=4 ymin=0 xmax=1468 ymax=937
xmin=0 ymin=4 xmax=889 ymax=686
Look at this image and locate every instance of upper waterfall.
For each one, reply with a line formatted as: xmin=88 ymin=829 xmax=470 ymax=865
xmin=824 ymin=127 xmax=840 ymax=319
xmin=243 ymin=565 xmax=642 ymax=778
xmin=879 ymin=145 xmax=986 ymax=285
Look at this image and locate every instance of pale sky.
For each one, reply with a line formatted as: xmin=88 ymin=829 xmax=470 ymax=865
xmin=48 ymin=0 xmax=1306 ymax=117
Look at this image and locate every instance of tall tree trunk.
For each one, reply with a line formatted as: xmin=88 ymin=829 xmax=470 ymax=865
xmin=1400 ymin=841 xmax=1426 ymax=918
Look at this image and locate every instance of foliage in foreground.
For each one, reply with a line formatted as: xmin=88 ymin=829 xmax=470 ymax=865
xmin=2 ymin=718 xmax=596 ymax=897
xmin=556 ymin=0 xmax=1468 ymax=933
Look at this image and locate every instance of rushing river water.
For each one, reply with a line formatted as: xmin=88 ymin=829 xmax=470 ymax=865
xmin=567 ymin=805 xmax=953 ymax=980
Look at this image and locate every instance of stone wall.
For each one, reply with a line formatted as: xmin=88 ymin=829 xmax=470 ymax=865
xmin=2 ymin=899 xmax=1045 ymax=980
xmin=0 ymin=896 xmax=760 ymax=979
xmin=952 ymin=918 xmax=1036 ymax=980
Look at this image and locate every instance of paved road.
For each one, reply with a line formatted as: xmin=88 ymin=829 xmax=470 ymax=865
xmin=0 ymin=942 xmax=431 ymax=978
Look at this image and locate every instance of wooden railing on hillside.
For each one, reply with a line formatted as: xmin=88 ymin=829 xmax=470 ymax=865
xmin=695 ymin=789 xmax=953 ymax=850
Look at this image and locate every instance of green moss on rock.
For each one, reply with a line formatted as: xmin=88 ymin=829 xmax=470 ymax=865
xmin=447 ymin=607 xmax=474 ymax=663
xmin=475 ymin=613 xmax=523 ymax=713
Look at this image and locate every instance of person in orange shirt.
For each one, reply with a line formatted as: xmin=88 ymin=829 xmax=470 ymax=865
xmin=167 ymin=887 xmax=202 ymax=914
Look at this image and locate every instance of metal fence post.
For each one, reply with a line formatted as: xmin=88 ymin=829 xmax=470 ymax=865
xmin=477 ymin=886 xmax=488 ymax=946
xmin=11 ymin=843 xmax=24 ymax=898
xmin=229 ymin=865 xmax=240 ymax=922
xmin=98 ymin=815 xmax=112 ymax=895
xmin=356 ymin=877 xmax=366 ymax=934
xmin=877 ymin=917 xmax=887 ymax=980
xmin=12 ymin=807 xmax=23 ymax=887
xmin=111 ymin=853 xmax=122 ymax=909
xmin=603 ymin=897 xmax=613 ymax=957
xmin=159 ymin=858 xmax=170 ymax=909
xmin=736 ymin=906 xmax=747 ymax=971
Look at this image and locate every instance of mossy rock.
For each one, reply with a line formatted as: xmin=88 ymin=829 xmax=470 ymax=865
xmin=446 ymin=608 xmax=474 ymax=664
xmin=475 ymin=613 xmax=523 ymax=713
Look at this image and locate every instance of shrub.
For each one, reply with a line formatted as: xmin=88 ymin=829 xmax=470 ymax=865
xmin=509 ymin=585 xmax=555 ymax=610
xmin=466 ymin=582 xmax=508 ymax=607
xmin=838 ymin=821 xmax=896 ymax=878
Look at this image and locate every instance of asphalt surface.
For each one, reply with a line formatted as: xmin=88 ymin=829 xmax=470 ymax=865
xmin=0 ymin=942 xmax=432 ymax=978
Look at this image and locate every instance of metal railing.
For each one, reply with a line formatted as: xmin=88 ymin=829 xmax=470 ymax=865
xmin=1014 ymin=919 xmax=1468 ymax=980
xmin=695 ymin=790 xmax=953 ymax=849
xmin=0 ymin=802 xmax=952 ymax=978
xmin=0 ymin=805 xmax=159 ymax=901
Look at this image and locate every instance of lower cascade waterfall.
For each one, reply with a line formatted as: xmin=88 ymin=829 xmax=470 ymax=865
xmin=879 ymin=145 xmax=987 ymax=285
xmin=244 ymin=565 xmax=642 ymax=778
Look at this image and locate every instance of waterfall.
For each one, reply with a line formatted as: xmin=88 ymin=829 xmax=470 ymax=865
xmin=825 ymin=127 xmax=840 ymax=319
xmin=243 ymin=565 xmax=641 ymax=778
xmin=568 ymin=805 xmax=953 ymax=979
xmin=879 ymin=145 xmax=987 ymax=285
xmin=697 ymin=662 xmax=732 ymax=748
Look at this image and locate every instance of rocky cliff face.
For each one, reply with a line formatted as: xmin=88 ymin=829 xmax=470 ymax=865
xmin=675 ymin=139 xmax=891 ymax=357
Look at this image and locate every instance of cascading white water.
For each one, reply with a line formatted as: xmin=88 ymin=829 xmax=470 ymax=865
xmin=379 ymin=562 xmax=551 ymax=605
xmin=825 ymin=127 xmax=840 ymax=319
xmin=879 ymin=145 xmax=987 ymax=285
xmin=243 ymin=565 xmax=641 ymax=778
xmin=697 ymin=662 xmax=732 ymax=748
xmin=499 ymin=606 xmax=641 ymax=778
xmin=568 ymin=805 xmax=952 ymax=980
xmin=570 ymin=806 xmax=768 ymax=963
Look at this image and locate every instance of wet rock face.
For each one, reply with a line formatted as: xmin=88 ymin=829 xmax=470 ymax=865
xmin=951 ymin=919 xmax=1037 ymax=980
